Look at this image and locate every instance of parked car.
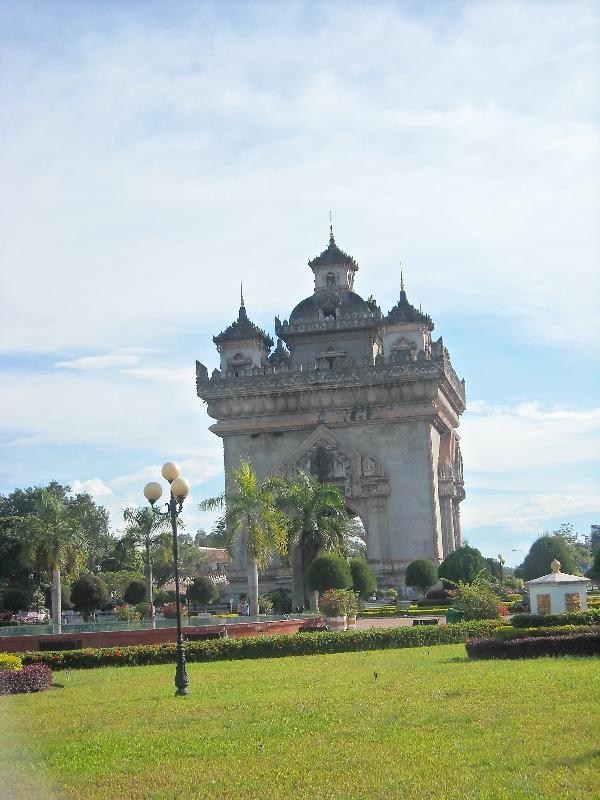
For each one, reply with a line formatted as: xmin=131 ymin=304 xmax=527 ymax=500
xmin=13 ymin=610 xmax=49 ymax=624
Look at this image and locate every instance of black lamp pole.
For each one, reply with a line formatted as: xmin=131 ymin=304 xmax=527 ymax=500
xmin=168 ymin=492 xmax=189 ymax=697
xmin=145 ymin=464 xmax=190 ymax=697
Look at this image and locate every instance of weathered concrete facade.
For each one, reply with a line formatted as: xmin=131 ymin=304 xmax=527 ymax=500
xmin=197 ymin=230 xmax=466 ymax=588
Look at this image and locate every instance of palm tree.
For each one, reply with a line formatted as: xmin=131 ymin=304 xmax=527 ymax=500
xmin=200 ymin=460 xmax=288 ymax=616
xmin=122 ymin=507 xmax=171 ymax=606
xmin=267 ymin=471 xmax=348 ymax=610
xmin=18 ymin=489 xmax=88 ymax=630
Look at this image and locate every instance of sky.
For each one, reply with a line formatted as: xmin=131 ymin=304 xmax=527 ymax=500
xmin=1 ymin=0 xmax=598 ymax=565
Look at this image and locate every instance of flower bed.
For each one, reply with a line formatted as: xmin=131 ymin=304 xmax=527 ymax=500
xmin=17 ymin=620 xmax=504 ymax=671
xmin=0 ymin=663 xmax=52 ymax=694
xmin=466 ymin=630 xmax=600 ymax=660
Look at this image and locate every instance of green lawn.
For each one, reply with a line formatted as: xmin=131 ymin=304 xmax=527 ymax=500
xmin=1 ymin=645 xmax=598 ymax=800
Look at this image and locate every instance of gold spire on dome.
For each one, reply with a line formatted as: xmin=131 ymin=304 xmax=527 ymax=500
xmin=551 ymin=559 xmax=561 ymax=573
xmin=240 ymin=282 xmax=245 ymax=308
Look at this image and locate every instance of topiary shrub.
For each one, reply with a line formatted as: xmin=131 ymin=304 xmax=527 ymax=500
xmin=307 ymin=552 xmax=352 ymax=594
xmin=466 ymin=630 xmax=600 ymax=660
xmin=70 ymin=574 xmax=109 ymax=621
xmin=349 ymin=558 xmax=377 ymax=599
xmin=405 ymin=559 xmax=438 ymax=594
xmin=0 ymin=653 xmax=23 ymax=671
xmin=123 ymin=580 xmax=147 ymax=605
xmin=438 ymin=545 xmax=489 ymax=584
xmin=0 ymin=664 xmax=52 ymax=694
xmin=187 ymin=576 xmax=219 ymax=608
xmin=511 ymin=609 xmax=600 ymax=628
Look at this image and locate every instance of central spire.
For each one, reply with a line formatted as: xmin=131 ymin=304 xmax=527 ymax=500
xmin=239 ymin=282 xmax=247 ymax=320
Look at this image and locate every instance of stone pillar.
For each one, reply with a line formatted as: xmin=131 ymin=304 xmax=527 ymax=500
xmin=438 ymin=492 xmax=455 ymax=558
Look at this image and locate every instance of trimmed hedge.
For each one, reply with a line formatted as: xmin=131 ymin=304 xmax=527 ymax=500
xmin=492 ymin=625 xmax=599 ymax=641
xmin=17 ymin=621 xmax=503 ymax=671
xmin=466 ymin=631 xmax=600 ymax=660
xmin=511 ymin=609 xmax=600 ymax=628
xmin=0 ymin=664 xmax=52 ymax=694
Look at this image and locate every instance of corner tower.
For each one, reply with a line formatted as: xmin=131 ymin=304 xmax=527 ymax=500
xmin=196 ymin=231 xmax=466 ymax=590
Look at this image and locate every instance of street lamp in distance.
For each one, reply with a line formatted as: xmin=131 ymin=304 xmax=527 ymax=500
xmin=144 ymin=461 xmax=191 ymax=697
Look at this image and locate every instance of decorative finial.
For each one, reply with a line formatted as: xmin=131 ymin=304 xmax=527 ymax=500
xmin=238 ymin=282 xmax=247 ymax=320
xmin=329 ymin=210 xmax=335 ymax=244
xmin=551 ymin=559 xmax=561 ymax=573
xmin=400 ymin=267 xmax=404 ymax=293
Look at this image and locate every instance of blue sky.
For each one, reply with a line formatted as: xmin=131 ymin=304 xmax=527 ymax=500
xmin=1 ymin=1 xmax=598 ymax=564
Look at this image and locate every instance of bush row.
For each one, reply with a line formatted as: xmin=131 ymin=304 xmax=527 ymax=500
xmin=0 ymin=664 xmax=53 ymax=694
xmin=0 ymin=653 xmax=23 ymax=671
xmin=466 ymin=631 xmax=600 ymax=660
xmin=511 ymin=609 xmax=600 ymax=628
xmin=18 ymin=620 xmax=503 ymax=671
xmin=360 ymin=607 xmax=448 ymax=618
xmin=491 ymin=624 xmax=600 ymax=641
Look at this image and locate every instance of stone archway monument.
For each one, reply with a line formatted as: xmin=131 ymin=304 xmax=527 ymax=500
xmin=196 ymin=230 xmax=466 ymax=588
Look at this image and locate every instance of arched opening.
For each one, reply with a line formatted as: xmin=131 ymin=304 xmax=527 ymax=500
xmin=344 ymin=506 xmax=367 ymax=558
xmin=326 ymin=272 xmax=336 ymax=287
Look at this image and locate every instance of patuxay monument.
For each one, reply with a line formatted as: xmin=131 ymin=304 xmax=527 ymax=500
xmin=196 ymin=228 xmax=466 ymax=590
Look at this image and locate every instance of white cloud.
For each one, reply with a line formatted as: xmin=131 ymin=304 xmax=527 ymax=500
xmin=69 ymin=478 xmax=113 ymax=497
xmin=460 ymin=401 xmax=600 ymax=474
xmin=55 ymin=354 xmax=141 ymax=370
xmin=0 ymin=2 xmax=597 ymax=354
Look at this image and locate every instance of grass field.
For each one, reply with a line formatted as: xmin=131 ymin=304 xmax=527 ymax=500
xmin=1 ymin=645 xmax=599 ymax=800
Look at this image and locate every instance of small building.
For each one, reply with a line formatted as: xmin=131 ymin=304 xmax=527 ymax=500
xmin=525 ymin=559 xmax=590 ymax=615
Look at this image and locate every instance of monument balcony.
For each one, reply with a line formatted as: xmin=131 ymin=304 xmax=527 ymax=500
xmin=196 ymin=351 xmax=465 ymax=420
xmin=275 ymin=312 xmax=380 ymax=337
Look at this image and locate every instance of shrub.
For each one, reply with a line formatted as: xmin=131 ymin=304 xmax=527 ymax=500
xmin=349 ymin=558 xmax=377 ymax=599
xmin=385 ymin=588 xmax=398 ymax=601
xmin=438 ymin=546 xmax=489 ymax=584
xmin=135 ymin=602 xmax=154 ymax=620
xmin=258 ymin=594 xmax=274 ymax=614
xmin=152 ymin=588 xmax=175 ymax=606
xmin=491 ymin=625 xmax=599 ymax=641
xmin=123 ymin=580 xmax=147 ymax=605
xmin=187 ymin=576 xmax=219 ymax=607
xmin=511 ymin=609 xmax=600 ymax=628
xmin=454 ymin=582 xmax=502 ymax=620
xmin=0 ymin=653 xmax=23 ymax=671
xmin=516 ymin=534 xmax=578 ymax=581
xmin=0 ymin=664 xmax=52 ymax=694
xmin=18 ymin=620 xmax=504 ymax=671
xmin=70 ymin=574 xmax=109 ymax=620
xmin=160 ymin=603 xmax=181 ymax=619
xmin=307 ymin=552 xmax=352 ymax=593
xmin=114 ymin=604 xmax=141 ymax=622
xmin=466 ymin=631 xmax=600 ymax=660
xmin=426 ymin=587 xmax=458 ymax=601
xmin=266 ymin=589 xmax=292 ymax=614
xmin=319 ymin=589 xmax=350 ymax=617
xmin=405 ymin=559 xmax=438 ymax=594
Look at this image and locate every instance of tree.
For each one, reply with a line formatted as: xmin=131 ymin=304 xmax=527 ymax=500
xmin=555 ymin=524 xmax=592 ymax=574
xmin=588 ymin=550 xmax=600 ymax=584
xmin=70 ymin=574 xmax=108 ymax=621
xmin=405 ymin=559 xmax=438 ymax=594
xmin=517 ymin=534 xmax=578 ymax=581
xmin=200 ymin=460 xmax=288 ymax=616
xmin=122 ymin=506 xmax=171 ymax=604
xmin=267 ymin=471 xmax=348 ymax=609
xmin=306 ymin=551 xmax=352 ymax=594
xmin=16 ymin=489 xmax=88 ymax=628
xmin=123 ymin=579 xmax=147 ymax=605
xmin=187 ymin=576 xmax=219 ymax=608
xmin=438 ymin=545 xmax=489 ymax=585
xmin=349 ymin=557 xmax=377 ymax=599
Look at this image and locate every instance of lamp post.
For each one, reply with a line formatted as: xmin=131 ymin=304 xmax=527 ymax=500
xmin=497 ymin=554 xmax=506 ymax=584
xmin=144 ymin=461 xmax=191 ymax=697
